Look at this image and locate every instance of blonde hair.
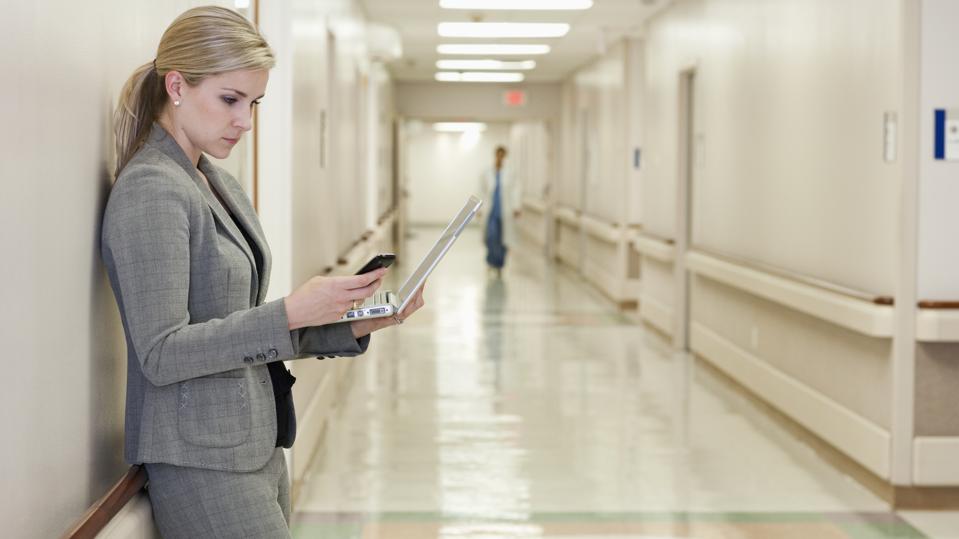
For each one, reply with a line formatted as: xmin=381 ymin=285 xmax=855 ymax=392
xmin=113 ymin=6 xmax=275 ymax=176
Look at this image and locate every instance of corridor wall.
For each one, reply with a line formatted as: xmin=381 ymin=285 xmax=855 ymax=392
xmin=271 ymin=0 xmax=399 ymax=499
xmin=395 ymin=80 xmax=562 ymax=254
xmin=509 ymin=121 xmax=552 ymax=248
xmin=0 ymin=1 xmax=396 ymax=535
xmin=632 ymin=0 xmax=959 ymax=494
xmin=910 ymin=0 xmax=959 ymax=486
xmin=0 ymin=2 xmax=254 ymax=537
xmin=643 ymin=0 xmax=901 ymax=296
xmin=554 ymin=40 xmax=643 ymax=303
xmin=405 ymin=122 xmax=510 ymax=226
xmin=639 ymin=0 xmax=905 ymax=483
xmin=395 ymin=82 xmax=561 ymax=123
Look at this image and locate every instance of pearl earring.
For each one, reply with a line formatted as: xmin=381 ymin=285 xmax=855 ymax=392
xmin=174 ymin=100 xmax=181 ymax=106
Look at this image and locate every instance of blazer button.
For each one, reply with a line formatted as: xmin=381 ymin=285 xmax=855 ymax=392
xmin=267 ymin=348 xmax=278 ymax=360
xmin=243 ymin=356 xmax=254 ymax=364
xmin=256 ymin=352 xmax=267 ymax=362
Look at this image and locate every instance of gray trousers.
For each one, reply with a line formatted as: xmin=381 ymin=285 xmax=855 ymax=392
xmin=144 ymin=448 xmax=291 ymax=538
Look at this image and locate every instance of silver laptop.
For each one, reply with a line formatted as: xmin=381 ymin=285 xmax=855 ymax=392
xmin=336 ymin=195 xmax=483 ymax=323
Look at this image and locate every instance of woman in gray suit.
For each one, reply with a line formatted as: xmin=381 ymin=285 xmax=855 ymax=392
xmin=100 ymin=7 xmax=422 ymax=538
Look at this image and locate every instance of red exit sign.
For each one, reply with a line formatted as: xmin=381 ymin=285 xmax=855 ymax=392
xmin=502 ymin=90 xmax=527 ymax=107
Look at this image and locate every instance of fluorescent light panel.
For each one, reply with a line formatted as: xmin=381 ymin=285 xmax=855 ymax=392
xmin=437 ymin=44 xmax=551 ymax=55
xmin=440 ymin=0 xmax=592 ymax=9
xmin=433 ymin=122 xmax=487 ymax=132
xmin=435 ymin=71 xmax=525 ymax=82
xmin=438 ymin=22 xmax=569 ymax=38
xmin=436 ymin=59 xmax=536 ymax=70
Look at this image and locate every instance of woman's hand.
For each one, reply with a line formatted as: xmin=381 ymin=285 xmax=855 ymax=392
xmin=350 ymin=284 xmax=427 ymax=339
xmin=284 ymin=268 xmax=388 ymax=330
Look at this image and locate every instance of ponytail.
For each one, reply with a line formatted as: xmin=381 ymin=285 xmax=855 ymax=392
xmin=112 ymin=6 xmax=275 ymax=178
xmin=113 ymin=62 xmax=166 ymax=177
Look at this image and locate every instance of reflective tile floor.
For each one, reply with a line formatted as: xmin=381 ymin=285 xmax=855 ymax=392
xmin=291 ymin=226 xmax=958 ymax=538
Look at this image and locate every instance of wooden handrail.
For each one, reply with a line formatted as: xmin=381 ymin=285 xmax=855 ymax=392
xmin=61 ymin=465 xmax=147 ymax=539
xmin=919 ymin=301 xmax=959 ymax=309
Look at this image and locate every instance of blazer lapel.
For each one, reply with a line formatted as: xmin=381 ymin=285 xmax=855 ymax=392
xmin=199 ymin=158 xmax=269 ymax=305
xmin=145 ymin=125 xmax=261 ymax=303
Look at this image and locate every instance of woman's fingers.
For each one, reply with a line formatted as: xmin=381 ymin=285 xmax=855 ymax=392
xmin=349 ymin=268 xmax=388 ymax=288
xmin=337 ymin=268 xmax=387 ymax=302
xmin=398 ymin=285 xmax=426 ymax=317
xmin=346 ymin=281 xmax=380 ymax=301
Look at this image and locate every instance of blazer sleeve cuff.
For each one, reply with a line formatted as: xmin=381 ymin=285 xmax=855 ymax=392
xmin=259 ymin=297 xmax=299 ymax=362
xmin=291 ymin=322 xmax=370 ymax=360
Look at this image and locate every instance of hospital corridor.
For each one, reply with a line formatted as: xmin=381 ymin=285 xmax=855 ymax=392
xmin=288 ymin=226 xmax=950 ymax=538
xmin=3 ymin=0 xmax=959 ymax=538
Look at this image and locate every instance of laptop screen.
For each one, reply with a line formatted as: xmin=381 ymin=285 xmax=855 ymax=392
xmin=397 ymin=195 xmax=483 ymax=305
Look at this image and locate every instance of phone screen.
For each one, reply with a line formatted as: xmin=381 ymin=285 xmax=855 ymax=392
xmin=355 ymin=254 xmax=395 ymax=275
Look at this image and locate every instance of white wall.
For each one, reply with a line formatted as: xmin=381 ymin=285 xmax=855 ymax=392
xmin=556 ymin=41 xmax=632 ymax=225
xmin=0 ymin=2 xmax=242 ymax=537
xmin=916 ymin=0 xmax=959 ymax=300
xmin=643 ymin=0 xmax=904 ymax=296
xmin=259 ymin=0 xmax=295 ymax=301
xmin=625 ymin=38 xmax=646 ymax=226
xmin=396 ymin=82 xmax=561 ymax=122
xmin=405 ymin=122 xmax=510 ymax=226
xmin=509 ymin=121 xmax=551 ymax=204
xmin=276 ymin=0 xmax=399 ymax=496
xmin=0 ymin=0 xmax=395 ymax=534
xmin=369 ymin=62 xmax=396 ymax=228
xmin=581 ymin=42 xmax=628 ymax=223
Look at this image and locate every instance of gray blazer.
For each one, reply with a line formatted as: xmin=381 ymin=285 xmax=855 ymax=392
xmin=101 ymin=125 xmax=368 ymax=472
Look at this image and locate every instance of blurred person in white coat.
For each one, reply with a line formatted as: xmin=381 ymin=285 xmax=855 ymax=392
xmin=479 ymin=146 xmax=521 ymax=277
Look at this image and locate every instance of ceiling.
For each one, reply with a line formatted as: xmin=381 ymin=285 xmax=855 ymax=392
xmin=358 ymin=0 xmax=672 ymax=83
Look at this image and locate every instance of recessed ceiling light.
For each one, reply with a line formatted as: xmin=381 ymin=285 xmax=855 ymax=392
xmin=440 ymin=0 xmax=592 ymax=9
xmin=433 ymin=122 xmax=488 ymax=132
xmin=438 ymin=22 xmax=570 ymax=38
xmin=437 ymin=44 xmax=551 ymax=55
xmin=435 ymin=71 xmax=525 ymax=83
xmin=436 ymin=59 xmax=536 ymax=70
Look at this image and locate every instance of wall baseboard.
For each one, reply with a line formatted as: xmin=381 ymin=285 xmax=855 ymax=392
xmin=690 ymin=321 xmax=891 ymax=479
xmin=695 ymin=355 xmax=959 ymax=508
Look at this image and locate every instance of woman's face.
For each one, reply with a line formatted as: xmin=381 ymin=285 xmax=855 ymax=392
xmin=174 ymin=69 xmax=269 ymax=160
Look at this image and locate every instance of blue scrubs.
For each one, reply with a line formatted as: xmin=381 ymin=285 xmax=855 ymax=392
xmin=485 ymin=169 xmax=507 ymax=269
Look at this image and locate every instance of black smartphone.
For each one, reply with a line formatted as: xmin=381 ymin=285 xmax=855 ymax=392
xmin=355 ymin=253 xmax=396 ymax=275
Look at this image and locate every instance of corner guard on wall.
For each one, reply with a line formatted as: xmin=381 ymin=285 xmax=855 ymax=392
xmin=685 ymin=251 xmax=895 ymax=338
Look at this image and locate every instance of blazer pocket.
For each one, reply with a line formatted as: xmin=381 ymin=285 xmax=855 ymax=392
xmin=177 ymin=378 xmax=252 ymax=448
